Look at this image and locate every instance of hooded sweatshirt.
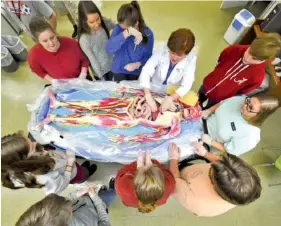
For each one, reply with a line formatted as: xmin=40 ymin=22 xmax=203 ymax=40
xmin=203 ymin=45 xmax=267 ymax=103
xmin=105 ymin=24 xmax=154 ymax=76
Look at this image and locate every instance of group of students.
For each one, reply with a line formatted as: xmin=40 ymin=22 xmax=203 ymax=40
xmin=2 ymin=0 xmax=281 ymax=225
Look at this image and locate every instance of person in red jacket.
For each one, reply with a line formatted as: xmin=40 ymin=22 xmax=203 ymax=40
xmin=115 ymin=150 xmax=175 ymax=213
xmin=28 ymin=16 xmax=90 ymax=82
xmin=199 ymin=33 xmax=281 ymax=109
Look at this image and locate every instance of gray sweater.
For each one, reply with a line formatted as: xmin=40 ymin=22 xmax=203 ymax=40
xmin=36 ymin=150 xmax=77 ymax=195
xmin=79 ymin=18 xmax=115 ymax=78
xmin=69 ymin=192 xmax=111 ymax=226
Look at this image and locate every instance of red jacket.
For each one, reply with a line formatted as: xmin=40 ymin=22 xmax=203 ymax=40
xmin=203 ymin=45 xmax=267 ymax=103
xmin=115 ymin=160 xmax=175 ymax=207
xmin=28 ymin=37 xmax=89 ymax=79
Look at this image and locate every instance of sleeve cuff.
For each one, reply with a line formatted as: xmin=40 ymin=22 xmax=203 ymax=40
xmin=38 ymin=73 xmax=48 ymax=79
xmin=64 ymin=171 xmax=72 ymax=178
xmin=81 ymin=62 xmax=89 ymax=68
xmin=89 ymin=193 xmax=104 ymax=205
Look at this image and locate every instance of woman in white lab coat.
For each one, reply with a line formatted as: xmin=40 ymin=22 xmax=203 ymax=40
xmin=139 ymin=28 xmax=196 ymax=112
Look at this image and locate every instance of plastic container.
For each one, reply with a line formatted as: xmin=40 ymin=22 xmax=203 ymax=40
xmin=275 ymin=154 xmax=281 ymax=172
xmin=224 ymin=9 xmax=255 ymax=45
xmin=1 ymin=46 xmax=19 ymax=73
xmin=1 ymin=35 xmax=28 ymax=61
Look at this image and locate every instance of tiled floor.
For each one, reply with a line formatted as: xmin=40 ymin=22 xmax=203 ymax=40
xmin=1 ymin=1 xmax=281 ymax=226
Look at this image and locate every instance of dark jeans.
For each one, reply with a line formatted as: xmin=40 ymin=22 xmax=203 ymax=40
xmin=103 ymin=71 xmax=114 ymax=81
xmin=198 ymin=86 xmax=217 ymax=110
xmin=111 ymin=72 xmax=140 ymax=83
xmin=98 ymin=189 xmax=116 ymax=207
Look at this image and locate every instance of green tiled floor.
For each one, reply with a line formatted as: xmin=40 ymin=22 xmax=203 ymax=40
xmin=1 ymin=1 xmax=281 ymax=226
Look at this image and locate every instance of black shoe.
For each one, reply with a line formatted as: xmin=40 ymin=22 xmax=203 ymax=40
xmin=108 ymin=177 xmax=115 ymax=190
xmin=81 ymin=161 xmax=90 ymax=169
xmin=88 ymin=164 xmax=97 ymax=177
xmin=72 ymin=24 xmax=78 ymax=38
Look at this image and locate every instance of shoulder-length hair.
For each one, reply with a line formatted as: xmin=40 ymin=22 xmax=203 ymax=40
xmin=77 ymin=1 xmax=110 ymax=40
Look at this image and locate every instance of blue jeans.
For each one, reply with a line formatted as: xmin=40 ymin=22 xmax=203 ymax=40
xmin=98 ymin=189 xmax=116 ymax=207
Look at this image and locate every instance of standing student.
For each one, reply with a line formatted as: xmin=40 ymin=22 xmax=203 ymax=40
xmin=28 ymin=16 xmax=90 ymax=82
xmin=199 ymin=33 xmax=281 ymax=109
xmin=139 ymin=28 xmax=196 ymax=112
xmin=1 ymin=132 xmax=97 ymax=195
xmin=46 ymin=0 xmax=79 ymax=38
xmin=106 ymin=1 xmax=154 ymax=82
xmin=16 ymin=185 xmax=111 ymax=226
xmin=4 ymin=0 xmax=57 ymax=40
xmin=115 ymin=150 xmax=175 ymax=213
xmin=78 ymin=1 xmax=115 ymax=81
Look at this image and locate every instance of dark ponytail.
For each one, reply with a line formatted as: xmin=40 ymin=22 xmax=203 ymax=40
xmin=117 ymin=1 xmax=148 ymax=45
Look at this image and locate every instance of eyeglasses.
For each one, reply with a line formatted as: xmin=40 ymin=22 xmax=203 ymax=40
xmin=244 ymin=97 xmax=259 ymax=113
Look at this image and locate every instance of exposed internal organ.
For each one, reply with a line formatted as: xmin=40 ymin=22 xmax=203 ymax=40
xmin=39 ymin=89 xmax=193 ymax=144
xmin=131 ymin=96 xmax=153 ymax=120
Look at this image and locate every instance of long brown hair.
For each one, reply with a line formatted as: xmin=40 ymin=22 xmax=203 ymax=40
xmin=210 ymin=153 xmax=261 ymax=205
xmin=117 ymin=1 xmax=148 ymax=45
xmin=16 ymin=194 xmax=72 ymax=226
xmin=1 ymin=132 xmax=55 ymax=189
xmin=134 ymin=165 xmax=165 ymax=213
xmin=77 ymin=1 xmax=110 ymax=40
xmin=248 ymin=94 xmax=280 ymax=127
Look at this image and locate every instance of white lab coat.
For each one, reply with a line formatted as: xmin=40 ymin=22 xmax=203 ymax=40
xmin=139 ymin=44 xmax=197 ymax=97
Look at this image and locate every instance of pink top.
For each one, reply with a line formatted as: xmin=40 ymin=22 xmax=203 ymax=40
xmin=173 ymin=163 xmax=235 ymax=217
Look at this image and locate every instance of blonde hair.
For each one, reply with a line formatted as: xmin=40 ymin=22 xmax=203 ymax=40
xmin=134 ymin=165 xmax=165 ymax=213
xmin=250 ymin=33 xmax=281 ymax=61
xmin=16 ymin=194 xmax=72 ymax=226
xmin=248 ymin=94 xmax=280 ymax=127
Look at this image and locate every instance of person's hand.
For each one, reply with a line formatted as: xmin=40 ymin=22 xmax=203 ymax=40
xmin=40 ymin=124 xmax=61 ymax=144
xmin=66 ymin=150 xmax=76 ymax=165
xmin=137 ymin=150 xmax=153 ymax=168
xmin=76 ymin=184 xmax=97 ymax=198
xmin=88 ymin=186 xmax=97 ymax=197
xmin=145 ymin=93 xmax=157 ymax=112
xmin=168 ymin=143 xmax=180 ymax=160
xmin=137 ymin=150 xmax=145 ymax=168
xmin=128 ymin=26 xmax=143 ymax=45
xmin=79 ymin=73 xmax=87 ymax=79
xmin=201 ymin=133 xmax=212 ymax=146
xmin=79 ymin=67 xmax=88 ymax=79
xmin=124 ymin=62 xmax=141 ymax=72
xmin=192 ymin=141 xmax=207 ymax=156
xmin=201 ymin=109 xmax=211 ymax=119
xmin=79 ymin=72 xmax=87 ymax=79
xmin=145 ymin=150 xmax=153 ymax=166
xmin=160 ymin=96 xmax=176 ymax=112
xmin=76 ymin=186 xmax=90 ymax=198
